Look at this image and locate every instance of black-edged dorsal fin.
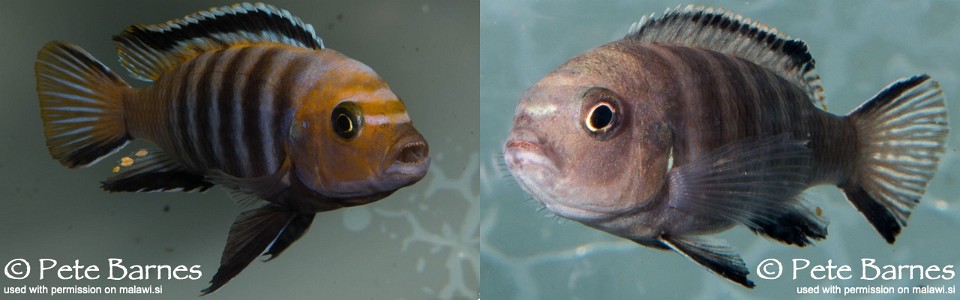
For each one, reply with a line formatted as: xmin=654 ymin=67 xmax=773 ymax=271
xmin=112 ymin=2 xmax=323 ymax=82
xmin=627 ymin=5 xmax=826 ymax=110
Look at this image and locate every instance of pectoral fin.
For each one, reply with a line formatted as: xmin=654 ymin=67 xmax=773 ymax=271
xmin=264 ymin=213 xmax=316 ymax=261
xmin=667 ymin=134 xmax=827 ymax=246
xmin=661 ymin=235 xmax=754 ymax=288
xmin=202 ymin=205 xmax=296 ymax=295
xmin=207 ymin=158 xmax=292 ymax=207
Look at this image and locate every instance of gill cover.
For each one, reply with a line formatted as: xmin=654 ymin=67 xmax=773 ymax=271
xmin=287 ymin=59 xmax=415 ymax=198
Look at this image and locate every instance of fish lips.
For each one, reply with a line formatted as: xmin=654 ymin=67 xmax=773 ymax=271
xmin=503 ymin=128 xmax=561 ymax=175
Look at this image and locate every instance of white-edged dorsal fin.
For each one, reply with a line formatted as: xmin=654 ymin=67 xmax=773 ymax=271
xmin=112 ymin=2 xmax=323 ymax=82
xmin=627 ymin=5 xmax=826 ymax=110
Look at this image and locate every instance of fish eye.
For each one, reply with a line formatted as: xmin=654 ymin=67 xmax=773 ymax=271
xmin=586 ymin=103 xmax=615 ymax=132
xmin=580 ymin=87 xmax=623 ymax=140
xmin=331 ymin=102 xmax=362 ymax=140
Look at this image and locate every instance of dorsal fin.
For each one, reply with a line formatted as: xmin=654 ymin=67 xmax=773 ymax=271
xmin=627 ymin=5 xmax=826 ymax=110
xmin=112 ymin=2 xmax=323 ymax=82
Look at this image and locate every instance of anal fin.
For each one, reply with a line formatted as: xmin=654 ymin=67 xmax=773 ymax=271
xmin=661 ymin=235 xmax=754 ymax=288
xmin=202 ymin=205 xmax=296 ymax=295
xmin=748 ymin=204 xmax=827 ymax=247
xmin=101 ymin=148 xmax=213 ymax=192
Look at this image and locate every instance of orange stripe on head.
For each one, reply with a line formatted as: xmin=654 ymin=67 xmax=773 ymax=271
xmin=288 ymin=49 xmax=426 ymax=201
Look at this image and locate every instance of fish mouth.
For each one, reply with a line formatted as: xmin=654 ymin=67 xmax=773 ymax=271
xmin=504 ymin=139 xmax=540 ymax=153
xmin=396 ymin=140 xmax=428 ymax=164
xmin=503 ymin=128 xmax=560 ymax=174
xmin=382 ymin=132 xmax=431 ymax=186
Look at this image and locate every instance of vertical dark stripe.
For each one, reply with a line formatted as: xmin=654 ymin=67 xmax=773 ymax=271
xmin=633 ymin=45 xmax=690 ymax=162
xmin=651 ymin=45 xmax=707 ymax=159
xmin=705 ymin=50 xmax=757 ymax=141
xmin=270 ymin=54 xmax=312 ymax=171
xmin=240 ymin=47 xmax=283 ymax=176
xmin=181 ymin=54 xmax=210 ymax=169
xmin=173 ymin=56 xmax=198 ymax=167
xmin=754 ymin=62 xmax=792 ymax=134
xmin=171 ymin=58 xmax=201 ymax=167
xmin=757 ymin=63 xmax=778 ymax=134
xmin=217 ymin=46 xmax=256 ymax=177
xmin=728 ymin=54 xmax=766 ymax=137
xmin=671 ymin=47 xmax=726 ymax=149
xmin=695 ymin=48 xmax=742 ymax=143
xmin=193 ymin=50 xmax=223 ymax=169
xmin=207 ymin=50 xmax=235 ymax=172
xmin=167 ymin=69 xmax=183 ymax=155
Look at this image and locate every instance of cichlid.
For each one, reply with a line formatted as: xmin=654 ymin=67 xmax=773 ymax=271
xmin=503 ymin=5 xmax=948 ymax=287
xmin=35 ymin=3 xmax=429 ymax=294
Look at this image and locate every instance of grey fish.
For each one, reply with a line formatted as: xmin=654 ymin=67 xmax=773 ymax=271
xmin=503 ymin=5 xmax=948 ymax=287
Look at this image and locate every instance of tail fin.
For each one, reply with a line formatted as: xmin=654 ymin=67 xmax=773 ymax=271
xmin=36 ymin=41 xmax=131 ymax=168
xmin=844 ymin=74 xmax=948 ymax=243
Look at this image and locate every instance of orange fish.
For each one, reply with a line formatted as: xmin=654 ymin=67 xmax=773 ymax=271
xmin=35 ymin=2 xmax=429 ymax=294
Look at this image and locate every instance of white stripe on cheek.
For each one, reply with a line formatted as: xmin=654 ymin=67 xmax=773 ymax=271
xmin=523 ymin=103 xmax=557 ymax=117
xmin=364 ymin=112 xmax=411 ymax=126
